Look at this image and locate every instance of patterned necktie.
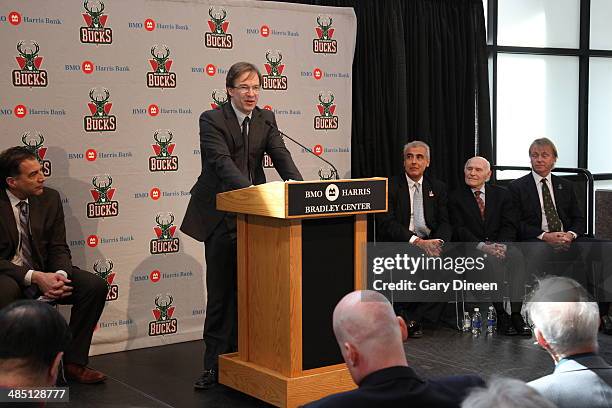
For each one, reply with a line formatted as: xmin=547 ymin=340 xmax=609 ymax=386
xmin=541 ymin=179 xmax=562 ymax=232
xmin=474 ymin=191 xmax=485 ymax=220
xmin=412 ymin=183 xmax=430 ymax=238
xmin=18 ymin=201 xmax=38 ymax=299
xmin=242 ymin=116 xmax=251 ymax=181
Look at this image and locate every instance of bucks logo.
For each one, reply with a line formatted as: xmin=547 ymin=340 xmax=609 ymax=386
xmin=318 ymin=167 xmax=337 ymax=180
xmin=150 ymin=212 xmax=180 ymax=254
xmin=204 ymin=7 xmax=233 ymax=49
xmin=210 ymin=89 xmax=228 ymax=109
xmin=94 ymin=259 xmax=118 ymax=301
xmin=80 ymin=0 xmax=113 ymax=44
xmin=262 ymin=51 xmax=288 ymax=90
xmin=84 ymin=88 xmax=117 ymax=132
xmin=21 ymin=132 xmax=51 ymax=177
xmin=313 ymin=15 xmax=337 ymax=54
xmin=314 ymin=92 xmax=339 ymax=130
xmin=13 ymin=41 xmax=48 ymax=87
xmin=149 ymin=130 xmax=179 ymax=172
xmin=147 ymin=45 xmax=176 ymax=88
xmin=87 ymin=175 xmax=119 ymax=218
xmin=149 ymin=294 xmax=178 ymax=336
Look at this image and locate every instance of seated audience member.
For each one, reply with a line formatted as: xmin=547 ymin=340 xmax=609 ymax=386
xmin=526 ymin=276 xmax=612 ymax=408
xmin=461 ymin=377 xmax=557 ymax=408
xmin=377 ymin=141 xmax=452 ymax=337
xmin=0 ymin=300 xmax=71 ymax=387
xmin=0 ymin=146 xmax=108 ymax=383
xmin=303 ymin=290 xmax=484 ymax=408
xmin=449 ymin=156 xmax=529 ymax=336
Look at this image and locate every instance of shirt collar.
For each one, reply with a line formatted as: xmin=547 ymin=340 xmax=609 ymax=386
xmin=230 ymin=100 xmax=252 ymax=126
xmin=5 ymin=189 xmax=27 ymax=207
xmin=532 ymin=170 xmax=552 ymax=186
xmin=470 ymin=185 xmax=485 ymax=195
xmin=405 ymin=174 xmax=424 ymax=189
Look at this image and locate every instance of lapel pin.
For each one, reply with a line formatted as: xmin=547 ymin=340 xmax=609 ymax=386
xmin=557 ymin=184 xmax=563 ymax=190
xmin=428 ymin=191 xmax=434 ymax=197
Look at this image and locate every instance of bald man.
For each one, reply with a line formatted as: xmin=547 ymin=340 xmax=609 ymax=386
xmin=303 ymin=290 xmax=484 ymax=407
xmin=449 ymin=157 xmax=529 ymax=336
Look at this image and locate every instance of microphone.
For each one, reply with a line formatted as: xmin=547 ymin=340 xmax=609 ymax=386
xmin=265 ymin=119 xmax=339 ymax=180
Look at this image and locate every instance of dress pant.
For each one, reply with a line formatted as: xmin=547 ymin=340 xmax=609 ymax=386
xmin=0 ymin=267 xmax=107 ymax=366
xmin=202 ymin=218 xmax=238 ymax=371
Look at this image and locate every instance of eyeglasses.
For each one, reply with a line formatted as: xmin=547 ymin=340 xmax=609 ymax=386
xmin=233 ymin=85 xmax=261 ymax=94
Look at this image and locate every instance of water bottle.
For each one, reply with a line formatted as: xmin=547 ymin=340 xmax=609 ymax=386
xmin=471 ymin=307 xmax=482 ymax=335
xmin=486 ymin=306 xmax=497 ymax=334
xmin=462 ymin=312 xmax=471 ymax=332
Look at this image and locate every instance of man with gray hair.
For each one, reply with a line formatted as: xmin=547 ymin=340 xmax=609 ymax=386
xmin=377 ymin=141 xmax=452 ymax=337
xmin=303 ymin=290 xmax=484 ymax=407
xmin=526 ymin=276 xmax=612 ymax=407
xmin=462 ymin=377 xmax=557 ymax=408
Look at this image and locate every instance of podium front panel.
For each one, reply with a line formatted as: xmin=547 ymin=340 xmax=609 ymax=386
xmin=302 ymin=216 xmax=355 ymax=370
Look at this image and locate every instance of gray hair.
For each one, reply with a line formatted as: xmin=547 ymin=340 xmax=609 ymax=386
xmin=403 ymin=141 xmax=430 ymax=160
xmin=524 ymin=276 xmax=599 ymax=357
xmin=462 ymin=377 xmax=557 ymax=408
xmin=464 ymin=156 xmax=491 ymax=173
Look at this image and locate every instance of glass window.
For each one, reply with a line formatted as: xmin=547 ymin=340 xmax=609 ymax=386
xmin=498 ymin=0 xmax=580 ymax=48
xmin=588 ymin=58 xmax=612 ymax=174
xmin=496 ymin=54 xmax=579 ymax=169
xmin=590 ymin=0 xmax=612 ymax=50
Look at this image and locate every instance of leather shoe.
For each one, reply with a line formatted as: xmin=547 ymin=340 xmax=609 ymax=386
xmin=194 ymin=368 xmax=218 ymax=390
xmin=601 ymin=315 xmax=612 ymax=335
xmin=407 ymin=320 xmax=423 ymax=338
xmin=65 ymin=363 xmax=107 ymax=384
xmin=511 ymin=313 xmax=531 ymax=336
xmin=497 ymin=313 xmax=518 ymax=336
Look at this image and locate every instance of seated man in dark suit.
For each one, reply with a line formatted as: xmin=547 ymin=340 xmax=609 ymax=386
xmin=526 ymin=276 xmax=612 ymax=408
xmin=0 ymin=146 xmax=108 ymax=384
xmin=0 ymin=300 xmax=71 ymax=388
xmin=303 ymin=290 xmax=484 ymax=408
xmin=377 ymin=141 xmax=452 ymax=336
xmin=509 ymin=137 xmax=612 ymax=331
xmin=449 ymin=156 xmax=529 ymax=335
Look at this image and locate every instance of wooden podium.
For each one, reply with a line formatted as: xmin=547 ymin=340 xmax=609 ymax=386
xmin=216 ymin=178 xmax=387 ymax=407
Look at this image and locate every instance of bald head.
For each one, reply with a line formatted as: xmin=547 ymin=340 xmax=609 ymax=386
xmin=332 ymin=291 xmax=407 ymax=384
xmin=464 ymin=156 xmax=491 ymax=190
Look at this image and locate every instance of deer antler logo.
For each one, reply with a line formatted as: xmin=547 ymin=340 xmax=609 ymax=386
xmin=88 ymin=88 xmax=111 ymax=117
xmin=154 ymin=294 xmax=174 ymax=321
xmin=316 ymin=15 xmax=334 ymax=40
xmin=265 ymin=51 xmax=284 ymax=77
xmin=21 ymin=132 xmax=46 ymax=161
xmin=150 ymin=45 xmax=171 ymax=74
xmin=155 ymin=213 xmax=176 ymax=240
xmin=153 ymin=130 xmax=174 ymax=157
xmin=83 ymin=0 xmax=106 ymax=28
xmin=208 ymin=7 xmax=228 ymax=34
xmin=92 ymin=175 xmax=113 ymax=203
xmin=16 ymin=41 xmax=41 ymax=71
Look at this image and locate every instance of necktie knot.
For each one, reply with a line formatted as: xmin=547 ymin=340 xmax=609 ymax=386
xmin=242 ymin=116 xmax=250 ymax=127
xmin=17 ymin=200 xmax=28 ymax=215
xmin=474 ymin=191 xmax=481 ymax=197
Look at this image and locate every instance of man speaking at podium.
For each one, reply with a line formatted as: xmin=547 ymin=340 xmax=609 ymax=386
xmin=181 ymin=61 xmax=302 ymax=390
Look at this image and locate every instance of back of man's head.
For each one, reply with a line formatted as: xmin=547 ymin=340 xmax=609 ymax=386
xmin=525 ymin=276 xmax=599 ymax=358
xmin=0 ymin=300 xmax=71 ymax=386
xmin=462 ymin=377 xmax=556 ymax=408
xmin=332 ymin=290 xmax=407 ymax=384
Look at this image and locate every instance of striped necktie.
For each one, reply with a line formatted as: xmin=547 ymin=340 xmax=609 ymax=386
xmin=18 ymin=201 xmax=38 ymax=299
xmin=474 ymin=191 xmax=485 ymax=220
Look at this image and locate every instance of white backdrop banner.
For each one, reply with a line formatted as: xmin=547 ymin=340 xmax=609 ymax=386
xmin=0 ymin=0 xmax=355 ymax=355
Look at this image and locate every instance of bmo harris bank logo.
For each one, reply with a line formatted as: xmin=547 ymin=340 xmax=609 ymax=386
xmin=204 ymin=7 xmax=233 ymax=49
xmin=147 ymin=45 xmax=176 ymax=88
xmin=262 ymin=51 xmax=287 ymax=91
xmin=313 ymin=15 xmax=337 ymax=54
xmin=21 ymin=132 xmax=51 ymax=177
xmin=149 ymin=130 xmax=179 ymax=172
xmin=150 ymin=212 xmax=180 ymax=254
xmin=149 ymin=294 xmax=178 ymax=336
xmin=84 ymin=88 xmax=117 ymax=132
xmin=80 ymin=0 xmax=113 ymax=44
xmin=314 ymin=92 xmax=338 ymax=130
xmin=93 ymin=259 xmax=119 ymax=301
xmin=87 ymin=175 xmax=119 ymax=218
xmin=13 ymin=41 xmax=48 ymax=87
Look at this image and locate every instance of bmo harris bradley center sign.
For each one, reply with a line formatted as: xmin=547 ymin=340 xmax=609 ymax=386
xmin=287 ymin=179 xmax=387 ymax=216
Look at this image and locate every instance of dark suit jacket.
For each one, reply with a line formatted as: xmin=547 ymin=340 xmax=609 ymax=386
xmin=0 ymin=188 xmax=72 ymax=287
xmin=302 ymin=366 xmax=484 ymax=408
xmin=509 ymin=173 xmax=585 ymax=240
xmin=377 ymin=174 xmax=452 ymax=243
xmin=449 ymin=184 xmax=518 ymax=243
xmin=181 ymin=103 xmax=302 ymax=242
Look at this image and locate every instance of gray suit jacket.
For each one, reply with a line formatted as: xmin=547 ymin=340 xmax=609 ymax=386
xmin=181 ymin=102 xmax=302 ymax=242
xmin=528 ymin=354 xmax=612 ymax=408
